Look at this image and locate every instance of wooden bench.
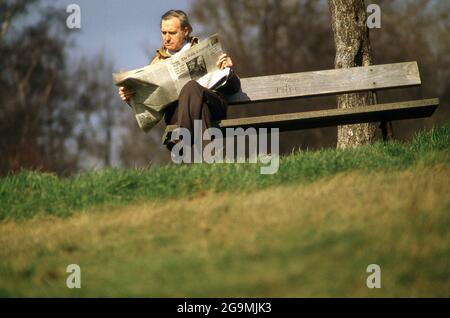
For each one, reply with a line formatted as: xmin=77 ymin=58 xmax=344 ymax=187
xmin=162 ymin=61 xmax=439 ymax=144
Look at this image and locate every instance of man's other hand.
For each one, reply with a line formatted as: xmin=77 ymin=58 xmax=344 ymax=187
xmin=216 ymin=53 xmax=233 ymax=70
xmin=118 ymin=87 xmax=135 ymax=102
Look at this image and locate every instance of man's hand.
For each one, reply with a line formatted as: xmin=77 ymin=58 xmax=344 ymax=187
xmin=216 ymin=53 xmax=233 ymax=70
xmin=118 ymin=87 xmax=135 ymax=102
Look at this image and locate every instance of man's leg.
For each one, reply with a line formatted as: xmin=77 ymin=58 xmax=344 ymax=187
xmin=177 ymin=80 xmax=226 ymax=144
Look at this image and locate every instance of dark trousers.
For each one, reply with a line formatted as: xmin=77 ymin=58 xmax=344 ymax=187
xmin=164 ymin=80 xmax=227 ymax=145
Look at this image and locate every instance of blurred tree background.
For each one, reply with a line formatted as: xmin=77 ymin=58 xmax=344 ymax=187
xmin=0 ymin=0 xmax=448 ymax=176
xmin=0 ymin=0 xmax=125 ymax=175
xmin=190 ymin=0 xmax=450 ymax=152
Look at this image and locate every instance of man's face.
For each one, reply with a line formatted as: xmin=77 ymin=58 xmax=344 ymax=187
xmin=161 ymin=17 xmax=189 ymax=52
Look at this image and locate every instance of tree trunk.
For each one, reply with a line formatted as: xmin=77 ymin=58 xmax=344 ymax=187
xmin=328 ymin=0 xmax=377 ymax=149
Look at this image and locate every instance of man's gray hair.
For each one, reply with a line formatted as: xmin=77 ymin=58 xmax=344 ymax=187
xmin=161 ymin=10 xmax=193 ymax=35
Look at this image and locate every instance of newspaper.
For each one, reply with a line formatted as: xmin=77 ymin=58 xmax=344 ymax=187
xmin=113 ymin=34 xmax=230 ymax=132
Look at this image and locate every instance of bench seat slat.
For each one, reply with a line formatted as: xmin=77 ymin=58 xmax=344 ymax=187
xmin=217 ymin=98 xmax=439 ymax=131
xmin=226 ymin=62 xmax=421 ymax=105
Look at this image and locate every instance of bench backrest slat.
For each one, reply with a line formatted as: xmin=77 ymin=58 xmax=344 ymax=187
xmin=226 ymin=61 xmax=421 ymax=105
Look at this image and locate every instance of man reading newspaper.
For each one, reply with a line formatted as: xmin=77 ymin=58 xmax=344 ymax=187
xmin=117 ymin=10 xmax=241 ymax=151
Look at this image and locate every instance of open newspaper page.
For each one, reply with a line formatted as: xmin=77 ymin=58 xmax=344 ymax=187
xmin=113 ymin=34 xmax=230 ymax=132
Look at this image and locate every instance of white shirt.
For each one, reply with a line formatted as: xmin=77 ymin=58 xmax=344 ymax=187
xmin=166 ymin=41 xmax=192 ymax=57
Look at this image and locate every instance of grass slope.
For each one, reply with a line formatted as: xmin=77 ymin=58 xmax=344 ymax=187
xmin=1 ymin=121 xmax=449 ymax=221
xmin=0 ymin=122 xmax=449 ymax=297
xmin=0 ymin=164 xmax=449 ymax=297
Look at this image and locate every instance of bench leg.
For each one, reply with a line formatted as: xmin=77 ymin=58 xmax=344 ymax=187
xmin=380 ymin=121 xmax=394 ymax=141
xmin=372 ymin=93 xmax=394 ymax=141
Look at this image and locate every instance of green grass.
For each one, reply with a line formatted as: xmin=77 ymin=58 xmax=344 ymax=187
xmin=0 ymin=122 xmax=449 ymax=297
xmin=1 ymin=121 xmax=449 ymax=221
xmin=0 ymin=163 xmax=449 ymax=297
